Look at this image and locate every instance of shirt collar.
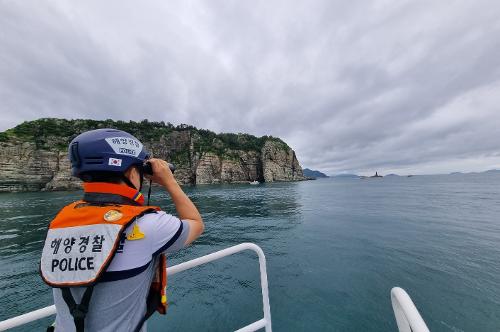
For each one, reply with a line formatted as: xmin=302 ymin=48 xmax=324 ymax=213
xmin=83 ymin=182 xmax=145 ymax=206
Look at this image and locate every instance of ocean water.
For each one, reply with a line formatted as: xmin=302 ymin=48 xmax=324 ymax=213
xmin=1 ymin=174 xmax=500 ymax=331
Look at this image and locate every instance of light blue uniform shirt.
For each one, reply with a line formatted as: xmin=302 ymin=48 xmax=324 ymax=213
xmin=52 ymin=211 xmax=189 ymax=332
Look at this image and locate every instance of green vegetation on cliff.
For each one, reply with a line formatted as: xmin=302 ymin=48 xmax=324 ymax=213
xmin=1 ymin=118 xmax=289 ymax=161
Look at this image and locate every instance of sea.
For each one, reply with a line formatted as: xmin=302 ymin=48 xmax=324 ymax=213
xmin=1 ymin=173 xmax=500 ymax=331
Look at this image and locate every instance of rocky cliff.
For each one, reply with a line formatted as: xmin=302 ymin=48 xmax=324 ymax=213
xmin=0 ymin=118 xmax=305 ymax=192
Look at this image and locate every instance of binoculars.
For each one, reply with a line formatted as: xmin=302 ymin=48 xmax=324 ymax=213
xmin=142 ymin=161 xmax=176 ymax=175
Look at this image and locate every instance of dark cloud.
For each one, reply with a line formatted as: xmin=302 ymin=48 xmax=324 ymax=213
xmin=1 ymin=0 xmax=500 ymax=175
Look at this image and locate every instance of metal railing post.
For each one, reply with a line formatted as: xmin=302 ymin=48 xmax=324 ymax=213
xmin=391 ymin=287 xmax=430 ymax=332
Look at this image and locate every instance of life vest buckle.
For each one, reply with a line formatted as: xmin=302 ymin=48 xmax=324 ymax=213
xmin=70 ymin=306 xmax=88 ymax=320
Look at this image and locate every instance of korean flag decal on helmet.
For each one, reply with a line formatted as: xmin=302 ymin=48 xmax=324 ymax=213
xmin=105 ymin=137 xmax=143 ymax=157
xmin=108 ymin=158 xmax=122 ymax=166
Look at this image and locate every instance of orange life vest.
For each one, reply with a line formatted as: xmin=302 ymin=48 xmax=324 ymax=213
xmin=41 ymin=200 xmax=160 ymax=286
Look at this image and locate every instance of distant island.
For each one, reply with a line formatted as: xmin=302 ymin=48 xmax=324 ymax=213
xmin=303 ymin=168 xmax=329 ymax=179
xmin=449 ymin=169 xmax=500 ymax=175
xmin=328 ymin=169 xmax=499 ymax=181
xmin=0 ymin=118 xmax=306 ymax=192
xmin=360 ymin=172 xmax=383 ymax=179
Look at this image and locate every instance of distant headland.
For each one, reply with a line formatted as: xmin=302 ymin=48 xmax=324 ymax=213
xmin=303 ymin=168 xmax=329 ymax=179
xmin=0 ymin=118 xmax=306 ymax=192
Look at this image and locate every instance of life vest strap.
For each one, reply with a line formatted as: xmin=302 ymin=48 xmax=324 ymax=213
xmin=132 ymin=254 xmax=168 ymax=332
xmin=61 ymin=286 xmax=94 ymax=332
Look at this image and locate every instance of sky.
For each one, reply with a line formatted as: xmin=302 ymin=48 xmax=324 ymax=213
xmin=1 ymin=0 xmax=500 ymax=175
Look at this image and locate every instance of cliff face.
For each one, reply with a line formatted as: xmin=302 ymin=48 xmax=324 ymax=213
xmin=194 ymin=150 xmax=262 ymax=184
xmin=0 ymin=119 xmax=305 ymax=192
xmin=262 ymin=141 xmax=304 ymax=182
xmin=0 ymin=141 xmax=82 ymax=192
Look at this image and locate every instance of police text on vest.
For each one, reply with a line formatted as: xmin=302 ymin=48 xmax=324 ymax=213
xmin=51 ymin=257 xmax=95 ymax=272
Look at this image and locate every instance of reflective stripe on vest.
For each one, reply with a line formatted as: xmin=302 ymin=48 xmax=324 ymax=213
xmin=40 ymin=200 xmax=160 ymax=287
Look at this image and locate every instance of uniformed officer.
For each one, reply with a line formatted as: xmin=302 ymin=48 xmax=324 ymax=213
xmin=40 ymin=128 xmax=204 ymax=332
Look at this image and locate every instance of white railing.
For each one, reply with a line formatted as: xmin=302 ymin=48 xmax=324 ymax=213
xmin=0 ymin=243 xmax=272 ymax=332
xmin=391 ymin=287 xmax=430 ymax=332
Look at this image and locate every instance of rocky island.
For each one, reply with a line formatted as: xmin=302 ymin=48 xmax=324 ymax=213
xmin=0 ymin=118 xmax=305 ymax=192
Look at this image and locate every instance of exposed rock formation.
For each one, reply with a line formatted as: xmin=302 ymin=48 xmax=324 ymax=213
xmin=0 ymin=141 xmax=58 ymax=192
xmin=262 ymin=141 xmax=304 ymax=182
xmin=0 ymin=119 xmax=305 ymax=192
xmin=44 ymin=151 xmax=82 ymax=191
xmin=195 ymin=150 xmax=263 ymax=184
xmin=0 ymin=141 xmax=81 ymax=192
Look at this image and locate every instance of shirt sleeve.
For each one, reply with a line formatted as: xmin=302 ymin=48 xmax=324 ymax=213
xmin=150 ymin=211 xmax=189 ymax=255
xmin=164 ymin=221 xmax=190 ymax=254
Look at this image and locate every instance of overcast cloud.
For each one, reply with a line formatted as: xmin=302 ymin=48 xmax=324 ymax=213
xmin=1 ymin=0 xmax=500 ymax=175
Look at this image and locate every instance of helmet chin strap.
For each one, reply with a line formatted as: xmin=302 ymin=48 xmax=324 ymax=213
xmin=121 ymin=169 xmax=153 ymax=205
xmin=121 ymin=167 xmax=143 ymax=190
xmin=121 ymin=174 xmax=139 ymax=191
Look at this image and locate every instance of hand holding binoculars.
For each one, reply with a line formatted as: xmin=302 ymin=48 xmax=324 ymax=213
xmin=143 ymin=161 xmax=176 ymax=175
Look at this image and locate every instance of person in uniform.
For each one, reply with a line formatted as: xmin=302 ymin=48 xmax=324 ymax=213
xmin=40 ymin=128 xmax=204 ymax=332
